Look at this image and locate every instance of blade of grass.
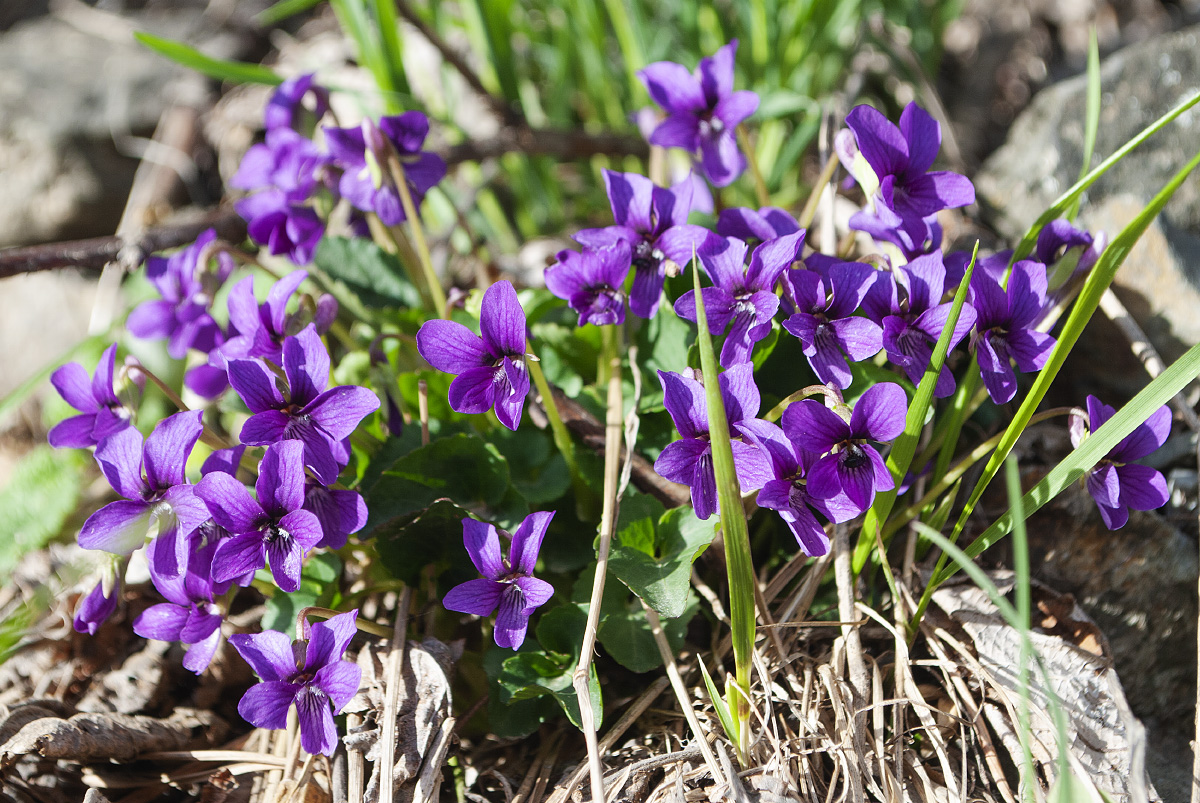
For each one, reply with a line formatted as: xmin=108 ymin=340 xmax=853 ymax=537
xmin=1066 ymin=27 xmax=1102 ymax=222
xmin=690 ymin=251 xmax=755 ymax=765
xmin=851 ymin=242 xmax=978 ymax=573
xmin=698 ymin=659 xmax=738 ymax=747
xmin=370 ymin=0 xmax=408 ymax=103
xmin=133 ymin=32 xmax=283 ymax=85
xmin=255 ymin=0 xmax=323 ymax=26
xmin=919 ymin=146 xmax=1200 ymax=617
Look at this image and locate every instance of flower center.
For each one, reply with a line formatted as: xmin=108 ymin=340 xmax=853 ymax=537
xmin=265 ymin=523 xmax=291 ymax=544
xmin=632 ymin=241 xmax=664 ymax=273
xmin=841 ymin=442 xmax=868 ymax=469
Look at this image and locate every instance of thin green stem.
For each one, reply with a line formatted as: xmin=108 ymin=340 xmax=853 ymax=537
xmin=737 ymin=125 xmax=770 ymax=208
xmin=297 ymin=605 xmax=393 ymax=638
xmin=525 ymin=349 xmax=583 ymax=489
xmin=763 ymin=384 xmax=844 ymax=423
xmin=797 ymin=154 xmax=839 ymax=230
xmin=387 ymin=155 xmax=448 ymax=319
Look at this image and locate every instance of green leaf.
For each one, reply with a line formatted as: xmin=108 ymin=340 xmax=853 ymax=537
xmin=0 ymin=446 xmax=86 ymax=579
xmin=531 ymin=322 xmax=601 ymax=398
xmin=698 ymin=659 xmax=737 ymax=746
xmin=598 ymin=589 xmax=698 ymax=673
xmin=364 ymin=433 xmax=517 ymax=530
xmin=256 ymin=0 xmax=323 ymax=25
xmin=374 ymin=499 xmax=471 ymax=585
xmin=636 ymin=304 xmax=693 ymax=411
xmin=609 ymin=503 xmax=712 ymax=619
xmin=133 ymin=32 xmax=283 ymax=85
xmin=303 ymin=551 xmax=343 ymax=585
xmin=487 ymin=426 xmax=572 ymax=505
xmin=483 ymin=643 xmax=558 ymax=737
xmin=262 ymin=583 xmax=321 ymax=636
xmin=313 ymin=236 xmax=422 ymax=310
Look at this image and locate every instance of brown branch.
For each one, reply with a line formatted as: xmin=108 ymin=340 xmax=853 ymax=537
xmin=0 ymin=207 xmax=245 ymax=279
xmin=444 ymin=127 xmax=649 ymax=165
xmin=549 ymin=387 xmax=689 ymax=508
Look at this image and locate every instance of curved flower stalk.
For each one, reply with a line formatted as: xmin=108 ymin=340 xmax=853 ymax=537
xmin=48 ymin=343 xmax=136 ymax=450
xmin=638 ymin=40 xmax=759 ymax=187
xmin=416 ymin=280 xmax=530 ymax=430
xmin=675 ymin=230 xmax=805 ymax=366
xmin=230 ymin=610 xmax=362 ymax=756
xmin=443 ymin=512 xmax=556 ymax=649
xmin=1070 ymin=396 xmax=1170 ymax=529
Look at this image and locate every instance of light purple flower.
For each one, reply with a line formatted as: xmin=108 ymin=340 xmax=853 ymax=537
xmin=196 ymin=440 xmax=324 ymax=593
xmin=545 ymin=242 xmax=632 ymax=327
xmin=231 ymin=324 xmax=379 ymax=485
xmin=48 ymin=343 xmax=135 ymax=450
xmin=781 ymin=261 xmax=882 ymax=389
xmin=675 ymin=231 xmax=805 ymax=366
xmin=716 ymin=206 xmax=801 ymax=244
xmin=573 ymin=170 xmax=710 ymax=319
xmin=783 ymin=383 xmax=907 ymax=514
xmin=638 ymin=40 xmax=759 ymax=187
xmin=78 ymin=411 xmax=209 ymax=578
xmin=969 ymin=260 xmax=1057 ymax=404
xmin=324 ymin=113 xmax=446 ymax=226
xmin=266 ymin=74 xmax=331 ymax=132
xmin=134 ymin=532 xmax=224 ymax=674
xmin=73 ymin=577 xmax=121 ymax=636
xmin=653 ymin=363 xmax=772 ymax=520
xmin=443 ymin=512 xmax=556 ymax=650
xmin=875 ymin=251 xmax=977 ymax=398
xmin=1070 ymin=396 xmax=1171 ymax=530
xmin=128 ymin=229 xmax=234 ymax=360
xmin=416 ymin=280 xmax=530 ymax=430
xmin=230 ymin=610 xmax=362 ymax=756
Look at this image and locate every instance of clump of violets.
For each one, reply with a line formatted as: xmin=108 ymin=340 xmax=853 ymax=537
xmin=545 ymin=242 xmax=632 ymax=327
xmin=1071 ymin=396 xmax=1171 ymax=529
xmin=443 ymin=512 xmax=556 ymax=649
xmin=47 ymin=343 xmax=136 ymax=450
xmin=416 ymin=280 xmax=529 ymax=430
xmin=638 ymin=40 xmax=759 ymax=187
xmin=231 ymin=610 xmax=362 ymax=756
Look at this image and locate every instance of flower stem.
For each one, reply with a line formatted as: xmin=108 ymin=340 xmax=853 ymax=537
xmin=762 ymin=383 xmax=844 ymax=422
xmin=526 ymin=346 xmax=583 ymax=490
xmin=737 ymin=125 xmax=770 ymax=207
xmin=297 ymin=606 xmax=391 ymax=638
xmin=386 ymin=155 xmax=448 ymax=319
xmin=572 ymin=323 xmax=623 ymax=803
xmin=132 ymin=363 xmax=230 ymax=451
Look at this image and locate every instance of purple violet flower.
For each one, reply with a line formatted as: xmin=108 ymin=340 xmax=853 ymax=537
xmin=716 ymin=206 xmax=801 ymax=244
xmin=969 ymin=260 xmax=1057 ymax=404
xmin=443 ymin=512 xmax=556 ymax=649
xmin=781 ymin=262 xmax=882 ymax=389
xmin=48 ymin=343 xmax=135 ymax=449
xmin=675 ymin=231 xmax=805 ymax=366
xmin=73 ymin=577 xmax=121 ymax=636
xmin=545 ymin=242 xmax=632 ymax=327
xmin=134 ymin=532 xmax=225 ymax=674
xmin=739 ymin=420 xmax=860 ymax=557
xmin=78 ymin=411 xmax=209 ymax=577
xmin=573 ymin=170 xmax=710 ymax=319
xmin=303 ymin=481 xmax=367 ymax=550
xmin=1070 ymin=396 xmax=1171 ymax=530
xmin=195 ymin=440 xmax=324 ymax=593
xmin=230 ymin=324 xmax=379 ymax=485
xmin=266 ymin=74 xmax=331 ymax=133
xmin=218 ymin=270 xmax=310 ymax=366
xmin=416 ymin=280 xmax=530 ymax=431
xmin=230 ymin=610 xmax=362 ymax=756
xmin=874 ymin=251 xmax=977 ymax=398
xmin=638 ymin=40 xmax=759 ymax=187
xmin=324 ymin=113 xmax=446 ymax=226
xmin=128 ymin=229 xmax=234 ymax=359
xmin=233 ymin=128 xmax=329 ymax=265
xmin=653 ymin=363 xmax=772 ymax=520
xmin=783 ymin=383 xmax=907 ymax=514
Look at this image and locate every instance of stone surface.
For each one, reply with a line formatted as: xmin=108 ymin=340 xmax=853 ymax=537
xmin=975 ymin=24 xmax=1200 ymax=378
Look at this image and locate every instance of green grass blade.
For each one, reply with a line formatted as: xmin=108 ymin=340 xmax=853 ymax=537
xmin=690 ymin=253 xmax=755 ymax=762
xmin=852 ymin=243 xmax=978 ymax=573
xmin=929 ymin=146 xmax=1200 ymax=594
xmin=698 ymin=659 xmax=738 ymax=745
xmin=1066 ymin=27 xmax=1102 ymax=221
xmin=930 ymin=336 xmax=1200 ymax=589
xmin=1011 ymin=86 xmax=1200 ymax=260
xmin=255 ymin=0 xmax=324 ymax=26
xmin=330 ymin=0 xmax=399 ymax=111
xmin=370 ymin=0 xmax=408 ymax=102
xmin=134 ymin=32 xmax=283 ymax=85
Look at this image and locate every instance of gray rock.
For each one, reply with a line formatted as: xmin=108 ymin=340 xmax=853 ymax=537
xmin=976 ymin=25 xmax=1200 ymax=370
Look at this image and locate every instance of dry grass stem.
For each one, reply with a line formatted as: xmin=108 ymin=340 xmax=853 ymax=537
xmin=379 ymin=586 xmax=413 ymax=803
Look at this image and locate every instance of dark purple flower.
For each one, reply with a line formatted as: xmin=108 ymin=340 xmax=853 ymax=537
xmin=675 ymin=231 xmax=805 ymax=366
xmin=573 ymin=170 xmax=710 ymax=319
xmin=237 ymin=191 xmax=326 ymax=266
xmin=135 ymin=532 xmax=224 ymax=674
xmin=653 ymin=363 xmax=773 ymax=520
xmin=48 ymin=343 xmax=135 ymax=449
xmin=218 ymin=270 xmax=309 ymax=365
xmin=1037 ymin=219 xmax=1106 ymax=300
xmin=196 ymin=440 xmax=324 ymax=592
xmin=324 ymin=113 xmax=446 ymax=226
xmin=443 ymin=512 xmax=556 ymax=649
xmin=545 ymin=242 xmax=632 ymax=327
xmin=638 ymin=41 xmax=759 ymax=187
xmin=416 ymin=280 xmax=529 ymax=430
xmin=128 ymin=229 xmax=234 ymax=359
xmin=783 ymin=383 xmax=907 ymax=514
xmin=716 ymin=206 xmax=801 ymax=244
xmin=73 ymin=576 xmax=121 ymax=636
xmin=304 ymin=481 xmax=367 ymax=550
xmin=876 ymin=251 xmax=977 ymax=398
xmin=266 ymin=74 xmax=331 ymax=132
xmin=78 ymin=411 xmax=209 ymax=577
xmin=1070 ymin=396 xmax=1171 ymax=530
xmin=739 ymin=420 xmax=860 ymax=556
xmin=781 ymin=262 xmax=882 ymax=389
xmin=233 ymin=127 xmax=329 ymax=265
xmin=850 ymin=204 xmax=943 ymax=261
xmin=231 ymin=324 xmax=380 ymax=485
xmin=969 ymin=260 xmax=1057 ymax=404
xmin=230 ymin=610 xmax=362 ymax=756
xmin=843 ymin=102 xmax=975 ymax=225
